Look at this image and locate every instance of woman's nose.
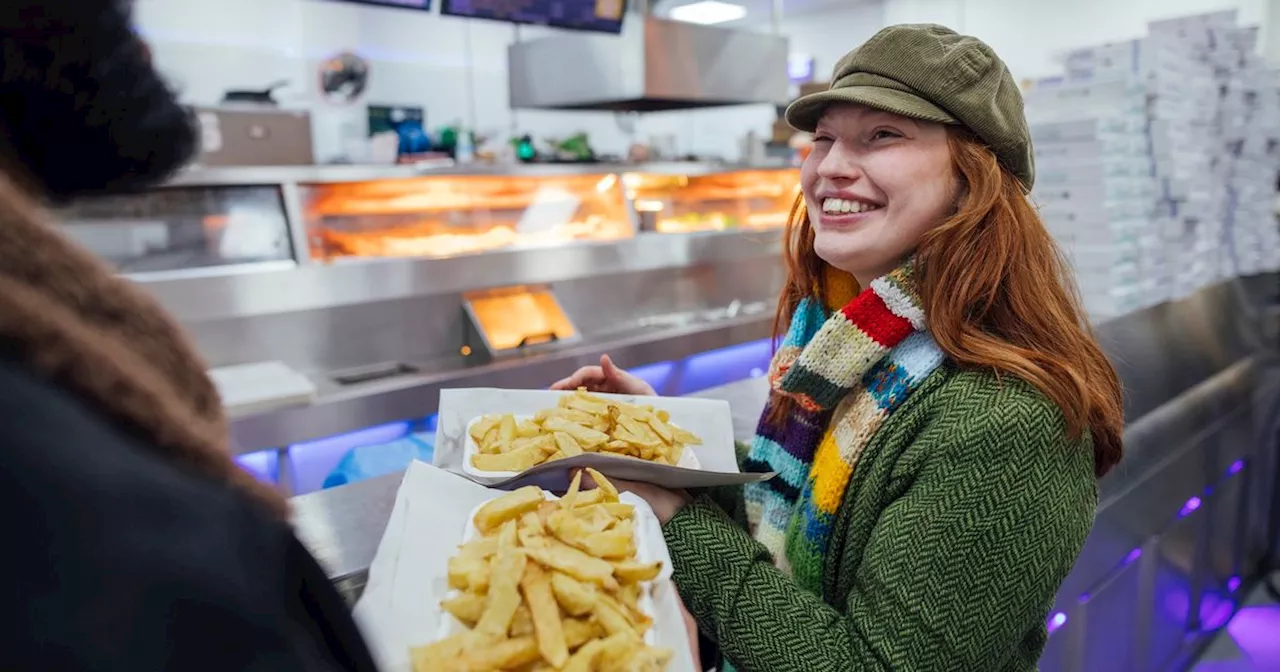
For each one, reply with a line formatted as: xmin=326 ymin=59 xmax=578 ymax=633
xmin=817 ymin=143 xmax=864 ymax=182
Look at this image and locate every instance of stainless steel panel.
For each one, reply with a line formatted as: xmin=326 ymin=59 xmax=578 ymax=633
xmin=508 ymin=17 xmax=789 ymax=111
xmin=290 ymin=470 xmax=402 ymax=604
xmin=163 ymin=162 xmax=794 ymax=189
xmin=139 ymin=229 xmax=782 ymax=324
xmin=229 ymin=314 xmax=772 ymax=453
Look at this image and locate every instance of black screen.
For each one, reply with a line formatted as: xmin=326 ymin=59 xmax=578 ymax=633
xmin=441 ymin=0 xmax=626 ymax=34
xmin=337 ymin=0 xmax=432 ymax=10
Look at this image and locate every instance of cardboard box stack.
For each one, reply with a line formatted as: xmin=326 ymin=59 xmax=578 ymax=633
xmin=1023 ymin=10 xmax=1280 ymax=322
xmin=1024 ymin=79 xmax=1157 ymax=320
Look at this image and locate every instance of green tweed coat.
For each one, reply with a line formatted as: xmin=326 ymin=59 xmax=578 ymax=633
xmin=664 ymin=363 xmax=1098 ymax=671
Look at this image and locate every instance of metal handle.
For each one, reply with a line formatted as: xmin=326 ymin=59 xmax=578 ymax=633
xmin=517 ymin=332 xmax=559 ymax=348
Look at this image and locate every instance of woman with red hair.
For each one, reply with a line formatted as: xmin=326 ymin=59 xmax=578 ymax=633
xmin=555 ymin=24 xmax=1124 ymax=671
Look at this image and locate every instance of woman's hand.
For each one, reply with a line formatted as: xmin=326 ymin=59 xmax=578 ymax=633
xmin=551 ymin=354 xmax=656 ymax=396
xmin=590 ymin=475 xmax=691 ymax=525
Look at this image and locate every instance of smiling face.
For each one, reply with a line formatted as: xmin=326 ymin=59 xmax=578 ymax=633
xmin=802 ymin=103 xmax=959 ymax=286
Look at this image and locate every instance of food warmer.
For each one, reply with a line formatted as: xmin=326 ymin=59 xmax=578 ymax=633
xmin=54 ymin=162 xmax=800 ymax=493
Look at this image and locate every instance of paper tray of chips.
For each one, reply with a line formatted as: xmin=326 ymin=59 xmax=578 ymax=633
xmin=350 ymin=461 xmax=698 ymax=672
xmin=432 ymin=490 xmax=671 ymax=649
xmin=433 ymin=388 xmax=774 ymax=490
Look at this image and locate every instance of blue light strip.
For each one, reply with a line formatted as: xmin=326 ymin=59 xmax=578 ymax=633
xmin=288 ymin=421 xmax=413 ymax=494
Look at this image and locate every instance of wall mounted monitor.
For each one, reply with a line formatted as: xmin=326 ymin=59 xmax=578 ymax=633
xmin=441 ymin=0 xmax=627 ymax=34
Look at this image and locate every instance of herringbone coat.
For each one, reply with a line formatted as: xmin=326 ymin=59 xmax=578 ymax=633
xmin=666 ymin=363 xmax=1097 ymax=671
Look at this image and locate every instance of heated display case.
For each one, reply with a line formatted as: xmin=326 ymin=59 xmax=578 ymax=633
xmin=624 ymin=168 xmax=800 ymax=234
xmin=59 ymin=163 xmax=793 ymax=468
xmin=304 ymin=171 xmax=634 ymax=261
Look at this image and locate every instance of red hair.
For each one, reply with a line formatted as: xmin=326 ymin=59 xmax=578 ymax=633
xmin=772 ymin=128 xmax=1124 ymax=477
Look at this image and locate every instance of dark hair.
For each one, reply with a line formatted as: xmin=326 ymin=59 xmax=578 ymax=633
xmin=0 ymin=0 xmax=198 ymax=201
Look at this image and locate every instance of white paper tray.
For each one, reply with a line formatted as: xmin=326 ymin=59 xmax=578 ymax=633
xmin=434 ymin=388 xmax=774 ymax=490
xmin=350 ymin=461 xmax=698 ymax=672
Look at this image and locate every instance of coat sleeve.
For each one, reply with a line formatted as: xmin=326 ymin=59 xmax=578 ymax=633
xmin=661 ymin=395 xmax=1097 ymax=672
xmin=0 ymin=356 xmax=378 ymax=672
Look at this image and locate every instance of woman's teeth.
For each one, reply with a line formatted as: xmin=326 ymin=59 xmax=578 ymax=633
xmin=822 ymin=198 xmax=882 ymax=215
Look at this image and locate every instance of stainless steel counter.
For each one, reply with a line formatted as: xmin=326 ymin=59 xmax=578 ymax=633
xmin=290 ymin=276 xmax=1280 ymax=672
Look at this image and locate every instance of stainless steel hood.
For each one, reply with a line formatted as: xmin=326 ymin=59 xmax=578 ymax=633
xmin=508 ymin=17 xmax=790 ymax=112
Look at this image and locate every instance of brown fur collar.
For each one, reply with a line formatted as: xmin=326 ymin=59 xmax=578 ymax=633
xmin=0 ymin=174 xmax=288 ymax=518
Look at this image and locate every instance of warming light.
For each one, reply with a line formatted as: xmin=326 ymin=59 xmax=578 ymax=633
xmin=669 ymin=0 xmax=747 ymax=25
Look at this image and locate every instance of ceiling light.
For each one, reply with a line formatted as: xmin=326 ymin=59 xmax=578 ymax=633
xmin=669 ymin=0 xmax=747 ymax=25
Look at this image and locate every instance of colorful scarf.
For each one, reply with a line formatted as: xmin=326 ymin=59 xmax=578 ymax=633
xmin=742 ymin=261 xmax=946 ymax=592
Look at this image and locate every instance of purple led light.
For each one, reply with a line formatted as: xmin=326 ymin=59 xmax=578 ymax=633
xmin=235 ymin=449 xmax=279 ymax=484
xmin=289 ymin=421 xmax=412 ymax=494
xmin=628 ymin=360 xmax=676 ymax=395
xmin=1227 ymin=576 xmax=1241 ymax=592
xmin=1124 ymin=547 xmax=1143 ymax=565
xmin=1178 ymin=496 xmax=1202 ymax=518
xmin=1047 ymin=612 xmax=1067 ymax=634
xmin=676 ymin=338 xmax=774 ymax=395
xmin=1227 ymin=459 xmax=1245 ymax=475
xmin=1226 ymin=605 xmax=1280 ymax=667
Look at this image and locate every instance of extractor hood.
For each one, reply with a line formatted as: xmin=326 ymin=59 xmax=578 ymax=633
xmin=508 ymin=16 xmax=789 ymax=112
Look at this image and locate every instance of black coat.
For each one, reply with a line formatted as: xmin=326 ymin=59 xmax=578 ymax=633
xmin=0 ymin=353 xmax=380 ymax=671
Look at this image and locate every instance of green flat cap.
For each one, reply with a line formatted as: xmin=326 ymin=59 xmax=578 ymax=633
xmin=786 ymin=24 xmax=1035 ymax=191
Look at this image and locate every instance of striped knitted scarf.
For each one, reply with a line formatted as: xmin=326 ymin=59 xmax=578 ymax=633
xmin=742 ymin=261 xmax=946 ymax=592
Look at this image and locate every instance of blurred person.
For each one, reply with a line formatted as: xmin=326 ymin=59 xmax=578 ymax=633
xmin=554 ymin=24 xmax=1124 ymax=671
xmin=0 ymin=2 xmax=377 ymax=670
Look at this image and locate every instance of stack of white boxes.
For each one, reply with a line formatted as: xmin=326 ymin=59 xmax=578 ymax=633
xmin=1024 ymin=78 xmax=1158 ymax=320
xmin=1023 ymin=10 xmax=1280 ymax=322
xmin=1213 ymin=26 xmax=1280 ymax=276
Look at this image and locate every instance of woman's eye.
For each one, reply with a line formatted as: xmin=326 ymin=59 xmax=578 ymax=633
xmin=871 ymin=129 xmax=901 ymax=141
xmin=813 ymin=135 xmax=835 ymax=144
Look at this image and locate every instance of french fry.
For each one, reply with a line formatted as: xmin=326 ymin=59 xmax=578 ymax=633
xmin=550 ymin=571 xmax=598 ymax=617
xmin=441 ymin=592 xmax=486 ymax=625
xmin=522 ymin=541 xmax=619 ymax=591
xmin=553 ymin=431 xmax=584 ymax=458
xmin=474 ymin=547 xmax=527 ymax=640
xmin=585 ymin=468 xmax=620 ymax=503
xmin=520 ymin=563 xmax=569 ymax=668
xmin=612 ymin=559 xmax=663 ymax=583
xmin=474 ymin=487 xmax=545 ymax=533
xmin=472 ymin=445 xmax=544 ymax=473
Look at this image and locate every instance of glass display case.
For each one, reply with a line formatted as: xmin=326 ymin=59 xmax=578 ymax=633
xmin=302 ymin=172 xmax=633 ymax=261
xmin=55 ymin=185 xmax=295 ymax=275
xmin=623 ymin=168 xmax=800 ymax=234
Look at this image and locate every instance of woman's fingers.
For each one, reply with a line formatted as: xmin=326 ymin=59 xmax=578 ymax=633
xmin=600 ymin=354 xmax=621 ymax=382
xmin=550 ymin=366 xmax=605 ymax=391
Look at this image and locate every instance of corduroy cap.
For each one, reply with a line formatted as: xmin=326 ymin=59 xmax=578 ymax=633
xmin=786 ymin=24 xmax=1035 ymax=191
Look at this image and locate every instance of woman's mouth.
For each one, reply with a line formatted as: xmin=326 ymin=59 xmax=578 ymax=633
xmin=818 ymin=197 xmax=883 ymax=225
